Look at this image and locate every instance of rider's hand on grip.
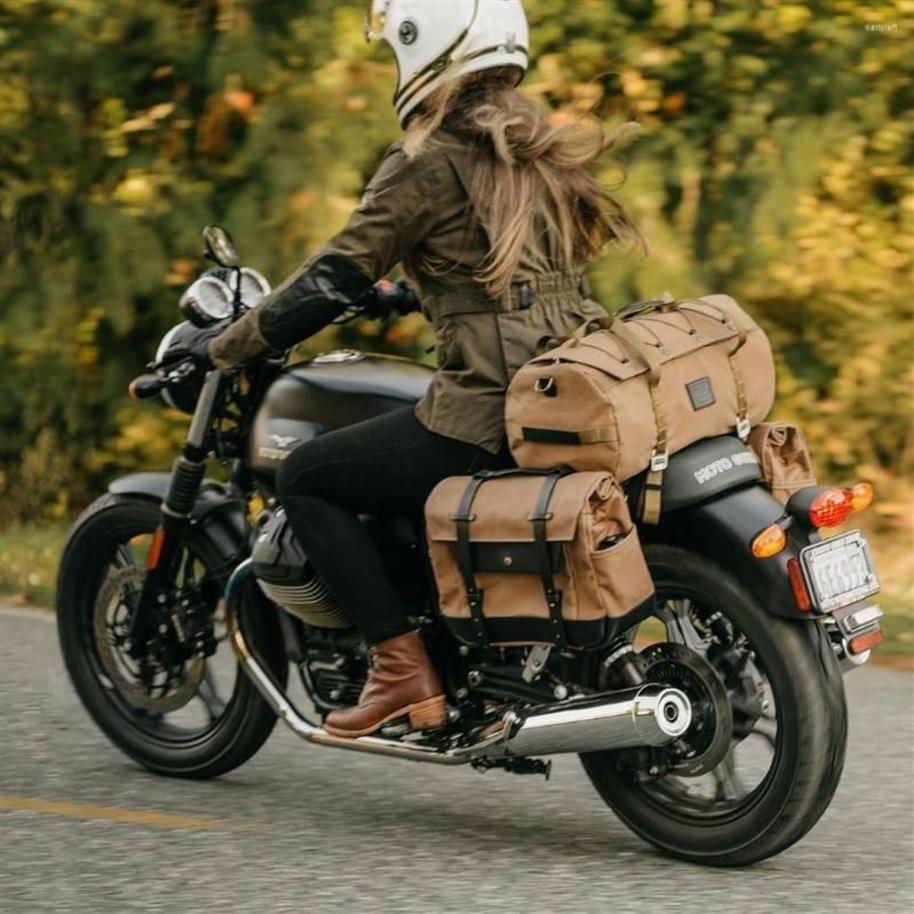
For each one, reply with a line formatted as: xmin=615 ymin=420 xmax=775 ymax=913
xmin=365 ymin=279 xmax=420 ymax=319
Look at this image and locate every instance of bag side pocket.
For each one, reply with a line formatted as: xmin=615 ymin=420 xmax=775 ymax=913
xmin=589 ymin=528 xmax=655 ymax=619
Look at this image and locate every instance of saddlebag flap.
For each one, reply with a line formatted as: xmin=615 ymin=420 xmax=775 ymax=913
xmin=749 ymin=421 xmax=817 ymax=503
xmin=425 ymin=469 xmax=654 ymax=649
xmin=505 ymin=295 xmax=776 ymax=523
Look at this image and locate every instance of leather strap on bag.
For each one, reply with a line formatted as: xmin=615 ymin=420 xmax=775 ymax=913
xmin=451 ymin=476 xmax=489 ymax=644
xmin=528 ymin=470 xmax=568 ymax=647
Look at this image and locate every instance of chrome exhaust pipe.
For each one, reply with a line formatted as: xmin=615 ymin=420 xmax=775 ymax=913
xmin=485 ymin=685 xmax=690 ymax=758
xmin=226 ymin=560 xmax=690 ymax=765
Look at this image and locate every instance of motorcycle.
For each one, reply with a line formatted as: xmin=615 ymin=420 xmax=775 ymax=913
xmin=57 ymin=225 xmax=884 ymax=866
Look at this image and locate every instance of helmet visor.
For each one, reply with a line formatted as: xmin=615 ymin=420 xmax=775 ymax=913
xmin=364 ymin=0 xmax=388 ymax=41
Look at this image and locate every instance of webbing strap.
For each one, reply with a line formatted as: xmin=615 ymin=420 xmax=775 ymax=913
xmin=605 ymin=318 xmax=668 ymax=523
xmin=680 ymin=297 xmax=752 ymax=438
xmin=513 ymin=424 xmax=617 ymax=446
xmin=529 ymin=471 xmax=567 ymax=647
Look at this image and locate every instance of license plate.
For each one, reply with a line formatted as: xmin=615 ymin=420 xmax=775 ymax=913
xmin=799 ymin=531 xmax=879 ymax=612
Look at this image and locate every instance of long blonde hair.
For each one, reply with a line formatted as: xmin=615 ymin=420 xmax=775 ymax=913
xmin=404 ymin=69 xmax=644 ymax=297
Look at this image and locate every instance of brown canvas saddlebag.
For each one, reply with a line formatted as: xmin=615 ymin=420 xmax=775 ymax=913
xmin=505 ymin=295 xmax=776 ymax=523
xmin=425 ymin=469 xmax=654 ymax=649
xmin=749 ymin=421 xmax=817 ymax=503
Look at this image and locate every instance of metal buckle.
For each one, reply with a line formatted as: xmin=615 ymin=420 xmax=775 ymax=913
xmin=517 ymin=283 xmax=535 ymax=309
xmin=650 ymin=450 xmax=669 ymax=472
xmin=736 ymin=416 xmax=751 ymax=440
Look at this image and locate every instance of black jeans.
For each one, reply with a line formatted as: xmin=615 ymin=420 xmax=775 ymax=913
xmin=275 ymin=406 xmax=513 ymax=644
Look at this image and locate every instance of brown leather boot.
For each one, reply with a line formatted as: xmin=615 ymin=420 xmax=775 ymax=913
xmin=324 ymin=630 xmax=446 ymax=738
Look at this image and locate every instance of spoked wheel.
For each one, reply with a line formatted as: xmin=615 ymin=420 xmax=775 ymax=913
xmin=57 ymin=494 xmax=287 ymax=778
xmin=582 ymin=544 xmax=848 ymax=866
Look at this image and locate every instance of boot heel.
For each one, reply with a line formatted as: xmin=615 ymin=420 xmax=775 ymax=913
xmin=408 ymin=695 xmax=446 ymax=730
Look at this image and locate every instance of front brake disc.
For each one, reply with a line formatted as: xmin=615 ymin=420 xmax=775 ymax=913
xmin=94 ymin=567 xmax=205 ymax=713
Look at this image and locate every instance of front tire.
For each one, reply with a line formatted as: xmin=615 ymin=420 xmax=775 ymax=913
xmin=582 ymin=544 xmax=848 ymax=866
xmin=57 ymin=494 xmax=288 ymax=779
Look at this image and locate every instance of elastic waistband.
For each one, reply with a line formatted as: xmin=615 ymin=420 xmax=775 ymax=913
xmin=429 ymin=271 xmax=587 ymax=318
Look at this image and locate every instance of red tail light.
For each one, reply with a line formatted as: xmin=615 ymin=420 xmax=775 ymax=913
xmin=787 ymin=558 xmax=811 ymax=611
xmin=808 ymin=488 xmax=854 ymax=528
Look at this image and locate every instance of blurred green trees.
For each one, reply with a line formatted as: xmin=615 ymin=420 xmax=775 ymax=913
xmin=1 ymin=0 xmax=912 ymax=535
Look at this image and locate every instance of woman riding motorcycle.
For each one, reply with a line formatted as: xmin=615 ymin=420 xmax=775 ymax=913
xmin=195 ymin=0 xmax=642 ymax=738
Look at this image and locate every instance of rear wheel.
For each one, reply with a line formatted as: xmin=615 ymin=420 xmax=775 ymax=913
xmin=57 ymin=494 xmax=287 ymax=778
xmin=582 ymin=544 xmax=847 ymax=866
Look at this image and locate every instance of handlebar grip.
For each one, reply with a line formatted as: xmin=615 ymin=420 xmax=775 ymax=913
xmin=371 ymin=279 xmax=420 ymax=315
xmin=129 ymin=374 xmax=166 ymax=400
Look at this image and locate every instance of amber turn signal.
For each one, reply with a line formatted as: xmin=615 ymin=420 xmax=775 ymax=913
xmin=850 ymin=481 xmax=874 ymax=513
xmin=751 ymin=523 xmax=787 ymax=559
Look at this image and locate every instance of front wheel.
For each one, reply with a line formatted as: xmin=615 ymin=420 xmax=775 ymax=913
xmin=582 ymin=544 xmax=848 ymax=866
xmin=57 ymin=494 xmax=288 ymax=779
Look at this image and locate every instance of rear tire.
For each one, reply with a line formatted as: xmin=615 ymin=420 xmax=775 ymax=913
xmin=582 ymin=544 xmax=848 ymax=866
xmin=57 ymin=494 xmax=288 ymax=779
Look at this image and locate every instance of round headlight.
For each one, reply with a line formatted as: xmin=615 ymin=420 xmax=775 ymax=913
xmin=179 ymin=275 xmax=234 ymax=326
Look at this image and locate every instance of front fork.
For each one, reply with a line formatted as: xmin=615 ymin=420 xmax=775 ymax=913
xmin=127 ymin=370 xmax=225 ymax=658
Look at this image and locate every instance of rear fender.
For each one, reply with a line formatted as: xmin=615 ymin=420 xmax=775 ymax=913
xmin=108 ymin=472 xmax=248 ymax=577
xmin=644 ymin=484 xmax=808 ymax=620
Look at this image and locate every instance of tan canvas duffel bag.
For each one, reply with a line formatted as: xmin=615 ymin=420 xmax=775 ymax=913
xmin=749 ymin=421 xmax=817 ymax=504
xmin=505 ymin=294 xmax=776 ymax=523
xmin=425 ymin=469 xmax=654 ymax=649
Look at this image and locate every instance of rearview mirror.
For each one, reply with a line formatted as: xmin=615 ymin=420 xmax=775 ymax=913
xmin=202 ymin=224 xmax=239 ymax=268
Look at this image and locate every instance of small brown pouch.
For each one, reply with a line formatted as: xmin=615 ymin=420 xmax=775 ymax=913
xmin=748 ymin=421 xmax=816 ymax=503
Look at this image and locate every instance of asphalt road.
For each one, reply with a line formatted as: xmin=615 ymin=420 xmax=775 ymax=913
xmin=1 ymin=607 xmax=912 ymax=914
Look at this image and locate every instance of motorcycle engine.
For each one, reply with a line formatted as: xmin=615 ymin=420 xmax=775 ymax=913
xmin=251 ymin=509 xmax=352 ymax=629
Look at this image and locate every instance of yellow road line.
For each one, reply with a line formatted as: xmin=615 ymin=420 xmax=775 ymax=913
xmin=0 ymin=793 xmax=256 ymax=832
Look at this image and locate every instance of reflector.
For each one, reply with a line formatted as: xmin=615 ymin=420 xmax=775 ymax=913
xmin=848 ymin=627 xmax=884 ymax=655
xmin=788 ymin=558 xmax=811 ymax=611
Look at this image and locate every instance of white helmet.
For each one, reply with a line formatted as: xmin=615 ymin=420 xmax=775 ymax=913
xmin=365 ymin=0 xmax=529 ymax=127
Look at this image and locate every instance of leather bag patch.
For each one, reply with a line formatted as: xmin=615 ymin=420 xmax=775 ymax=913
xmin=686 ymin=376 xmax=716 ymax=411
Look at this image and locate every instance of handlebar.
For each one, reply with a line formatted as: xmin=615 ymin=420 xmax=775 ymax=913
xmin=129 ymin=359 xmax=198 ymax=400
xmin=128 ymin=374 xmax=167 ymax=400
xmin=132 ymin=279 xmax=422 ymax=399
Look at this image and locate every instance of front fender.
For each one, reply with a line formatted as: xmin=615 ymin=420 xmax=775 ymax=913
xmin=646 ymin=485 xmax=807 ymax=620
xmin=108 ymin=472 xmax=249 ymax=578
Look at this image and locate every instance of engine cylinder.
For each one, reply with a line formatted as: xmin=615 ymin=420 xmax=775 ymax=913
xmin=251 ymin=509 xmax=351 ymax=629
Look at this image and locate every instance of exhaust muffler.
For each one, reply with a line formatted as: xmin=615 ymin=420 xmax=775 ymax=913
xmin=226 ymin=560 xmax=691 ymax=765
xmin=483 ymin=685 xmax=690 ymax=759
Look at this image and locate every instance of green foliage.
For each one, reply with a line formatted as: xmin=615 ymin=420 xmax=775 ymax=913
xmin=0 ymin=0 xmax=912 ymax=546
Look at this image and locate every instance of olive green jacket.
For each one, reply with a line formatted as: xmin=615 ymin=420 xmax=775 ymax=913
xmin=210 ymin=129 xmax=603 ymax=453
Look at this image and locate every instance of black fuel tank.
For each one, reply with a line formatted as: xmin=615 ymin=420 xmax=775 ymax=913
xmin=249 ymin=349 xmax=433 ymax=486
